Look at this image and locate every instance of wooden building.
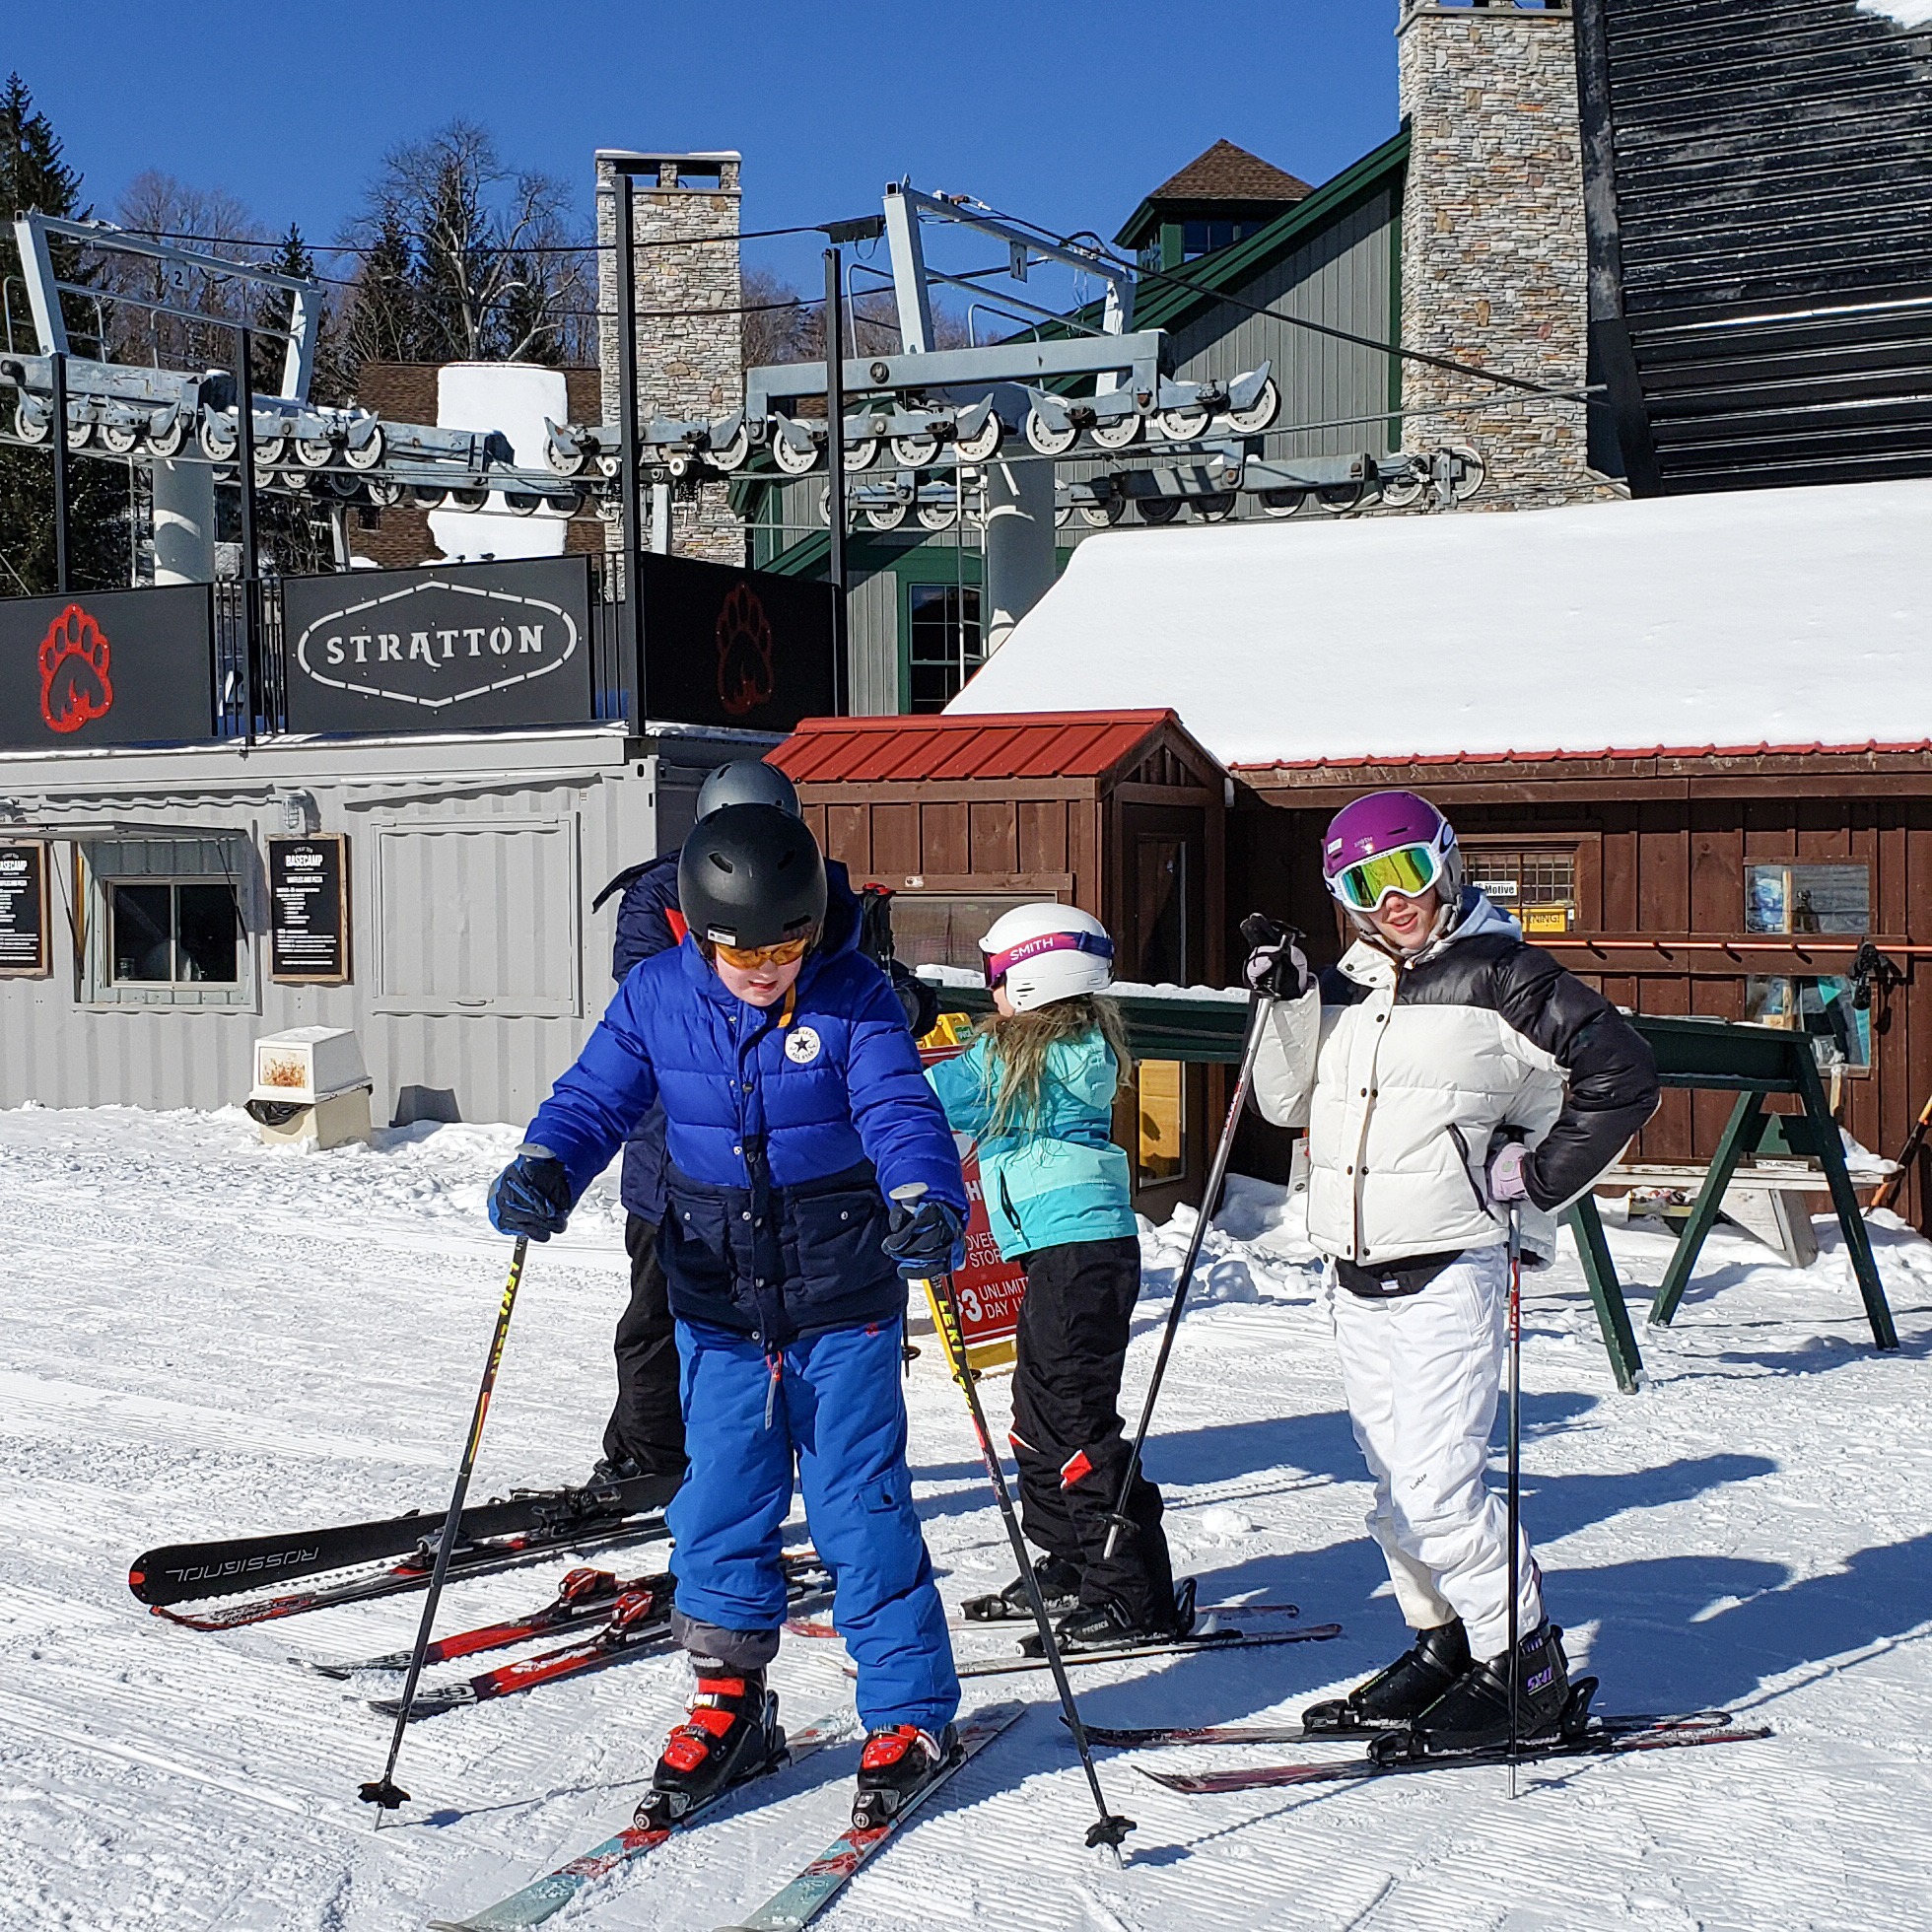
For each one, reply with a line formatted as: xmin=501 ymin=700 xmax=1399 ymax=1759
xmin=770 ymin=708 xmax=1228 ymax=1220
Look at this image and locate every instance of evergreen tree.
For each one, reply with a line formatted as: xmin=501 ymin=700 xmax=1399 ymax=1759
xmin=338 ymin=209 xmax=419 ymax=383
xmin=0 ymin=72 xmax=128 ymax=594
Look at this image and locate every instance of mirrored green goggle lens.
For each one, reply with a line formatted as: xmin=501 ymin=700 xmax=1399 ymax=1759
xmin=1337 ymin=843 xmax=1440 ymax=911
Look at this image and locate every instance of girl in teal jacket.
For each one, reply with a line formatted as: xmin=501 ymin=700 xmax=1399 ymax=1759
xmin=926 ymin=904 xmax=1186 ymax=1647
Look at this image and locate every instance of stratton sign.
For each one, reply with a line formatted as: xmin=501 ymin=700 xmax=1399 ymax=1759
xmin=280 ymin=557 xmax=594 ymax=734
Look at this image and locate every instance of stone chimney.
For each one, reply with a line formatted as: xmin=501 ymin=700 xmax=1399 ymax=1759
xmin=596 ymin=151 xmax=745 ymax=564
xmin=1396 ymin=0 xmax=1617 ymax=509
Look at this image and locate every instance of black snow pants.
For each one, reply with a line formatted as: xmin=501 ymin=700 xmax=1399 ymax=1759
xmin=603 ymin=1214 xmax=688 ymax=1478
xmin=1009 ymin=1235 xmax=1175 ymax=1626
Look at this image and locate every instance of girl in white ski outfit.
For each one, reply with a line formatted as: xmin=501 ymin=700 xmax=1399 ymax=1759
xmin=1244 ymin=790 xmax=1657 ymax=1754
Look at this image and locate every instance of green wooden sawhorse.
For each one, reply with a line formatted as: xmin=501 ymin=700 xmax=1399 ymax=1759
xmin=1562 ymin=1014 xmax=1898 ymax=1393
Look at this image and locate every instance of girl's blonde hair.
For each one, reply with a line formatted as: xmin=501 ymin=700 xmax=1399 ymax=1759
xmin=977 ymin=994 xmax=1133 ymax=1139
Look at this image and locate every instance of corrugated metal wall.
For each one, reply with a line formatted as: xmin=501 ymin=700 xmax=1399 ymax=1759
xmin=1581 ymin=0 xmax=1932 ymax=492
xmin=0 ymin=735 xmax=733 ymax=1127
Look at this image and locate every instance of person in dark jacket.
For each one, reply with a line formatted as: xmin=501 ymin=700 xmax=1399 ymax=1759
xmin=1244 ymin=789 xmax=1659 ymax=1759
xmin=584 ymin=760 xmax=938 ymax=1486
xmin=489 ymin=803 xmax=968 ymax=1831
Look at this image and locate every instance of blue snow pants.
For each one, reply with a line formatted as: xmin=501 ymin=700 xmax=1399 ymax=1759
xmin=667 ymin=1316 xmax=959 ymax=1736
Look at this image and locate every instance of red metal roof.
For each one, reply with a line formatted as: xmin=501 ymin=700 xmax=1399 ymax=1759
xmin=773 ymin=710 xmax=1184 ymax=786
xmin=1231 ymin=738 xmax=1932 ymax=772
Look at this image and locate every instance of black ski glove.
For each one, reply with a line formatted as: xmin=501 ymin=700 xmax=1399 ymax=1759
xmin=881 ymin=1196 xmax=967 ymax=1279
xmin=488 ymin=1144 xmax=574 ymax=1241
xmin=1240 ymin=913 xmax=1311 ymax=1001
xmin=889 ymin=960 xmax=941 ymax=1041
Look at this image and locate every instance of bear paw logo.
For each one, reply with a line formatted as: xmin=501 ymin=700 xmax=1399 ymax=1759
xmin=38 ymin=603 xmax=114 ymax=734
xmin=716 ymin=582 xmax=775 ymax=719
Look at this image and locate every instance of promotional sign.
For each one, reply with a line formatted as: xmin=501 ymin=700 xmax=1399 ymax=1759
xmin=267 ymin=835 xmax=350 ymax=984
xmin=638 ymin=553 xmax=836 ymax=732
xmin=281 ymin=557 xmax=594 ymax=735
xmin=0 ymin=585 xmax=216 ymax=751
xmin=918 ymin=1021 xmax=1030 ymax=1377
xmin=0 ymin=840 xmax=51 ymax=977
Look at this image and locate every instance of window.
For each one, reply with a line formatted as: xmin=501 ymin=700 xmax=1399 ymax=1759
xmin=1179 ymin=219 xmax=1263 ymax=261
xmin=110 ymin=882 xmax=238 ymax=985
xmin=84 ymin=837 xmax=253 ymax=1008
xmin=1464 ymin=846 xmax=1577 ymax=933
xmin=891 ymin=891 xmax=1043 ymax=974
xmin=906 ymin=584 xmax=983 ymax=713
xmin=1137 ymin=1060 xmax=1187 ymax=1184
xmin=1744 ymin=861 xmax=1872 ymax=1070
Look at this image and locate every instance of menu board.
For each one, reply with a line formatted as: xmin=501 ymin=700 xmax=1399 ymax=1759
xmin=267 ymin=835 xmax=350 ymax=984
xmin=0 ymin=841 xmax=50 ymax=976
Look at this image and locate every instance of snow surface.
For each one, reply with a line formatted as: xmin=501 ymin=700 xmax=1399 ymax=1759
xmin=1862 ymin=1 xmax=1932 ymax=27
xmin=6 ymin=1104 xmax=1932 ymax=1930
xmin=948 ymin=479 xmax=1932 ymax=767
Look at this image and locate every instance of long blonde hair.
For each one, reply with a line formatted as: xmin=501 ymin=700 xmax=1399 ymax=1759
xmin=978 ymin=994 xmax=1133 ymax=1140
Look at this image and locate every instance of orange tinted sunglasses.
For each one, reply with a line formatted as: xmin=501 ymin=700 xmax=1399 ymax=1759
xmin=712 ymin=934 xmax=811 ymax=970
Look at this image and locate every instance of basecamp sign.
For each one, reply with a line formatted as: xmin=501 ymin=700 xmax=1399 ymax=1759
xmin=0 ymin=840 xmax=50 ymax=977
xmin=0 ymin=585 xmax=216 ymax=751
xmin=267 ymin=835 xmax=350 ymax=984
xmin=281 ymin=557 xmax=594 ymax=734
xmin=638 ymin=553 xmax=835 ymax=732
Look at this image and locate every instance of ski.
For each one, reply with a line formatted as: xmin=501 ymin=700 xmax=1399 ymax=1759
xmin=152 ymin=1513 xmax=669 ymax=1631
xmin=307 ymin=1552 xmax=823 ymax=1679
xmin=425 ymin=1709 xmax=855 ymax=1932
xmin=1079 ymin=1704 xmax=1743 ymax=1750
xmin=374 ymin=1560 xmax=835 ymax=1720
xmin=786 ymin=1599 xmax=1305 ymax=1641
xmin=715 ymin=1700 xmax=1025 ymax=1932
xmin=1139 ymin=1696 xmax=1770 ymax=1794
xmin=131 ymin=1472 xmax=677 ymax=1608
xmin=832 ymin=1623 xmax=1343 ymax=1683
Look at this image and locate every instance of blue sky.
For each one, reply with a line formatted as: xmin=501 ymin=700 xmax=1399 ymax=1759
xmin=8 ymin=1 xmax=1400 ymax=293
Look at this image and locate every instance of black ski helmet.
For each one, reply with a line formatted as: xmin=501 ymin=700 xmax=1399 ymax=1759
xmin=696 ymin=758 xmax=799 ymax=821
xmin=678 ymin=803 xmax=827 ymax=950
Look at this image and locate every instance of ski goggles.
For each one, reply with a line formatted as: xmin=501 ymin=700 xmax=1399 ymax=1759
xmin=711 ymin=932 xmax=813 ymax=970
xmin=1328 ymin=840 xmax=1448 ymax=914
xmin=984 ymin=929 xmax=1114 ymax=987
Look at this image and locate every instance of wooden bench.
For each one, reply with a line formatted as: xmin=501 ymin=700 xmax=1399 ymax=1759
xmin=1597 ymin=1157 xmax=1894 ymax=1270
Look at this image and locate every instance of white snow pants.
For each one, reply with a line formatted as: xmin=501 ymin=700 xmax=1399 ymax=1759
xmin=1329 ymin=1246 xmax=1543 ymax=1661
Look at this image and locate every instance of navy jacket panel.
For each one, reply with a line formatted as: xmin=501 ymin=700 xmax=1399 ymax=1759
xmin=605 ymin=854 xmax=681 ymax=1218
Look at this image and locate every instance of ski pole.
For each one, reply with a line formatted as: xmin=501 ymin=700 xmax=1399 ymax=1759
xmin=359 ymin=1236 xmax=529 ymax=1816
xmin=1505 ymin=1201 xmax=1523 ymax=1802
xmin=892 ymin=1185 xmax=1135 ymax=1858
xmin=1100 ymin=976 xmax=1276 ymax=1563
xmin=1870 ymin=1086 xmax=1932 ymax=1213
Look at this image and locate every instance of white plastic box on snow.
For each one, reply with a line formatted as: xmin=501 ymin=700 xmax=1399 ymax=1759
xmin=245 ymin=1026 xmax=373 ymax=1150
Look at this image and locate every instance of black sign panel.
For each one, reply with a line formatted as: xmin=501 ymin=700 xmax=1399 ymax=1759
xmin=0 ymin=840 xmax=50 ymax=976
xmin=268 ymin=835 xmax=350 ymax=983
xmin=639 ymin=554 xmax=836 ymax=732
xmin=0 ymin=585 xmax=215 ymax=751
xmin=281 ymin=557 xmax=594 ymax=734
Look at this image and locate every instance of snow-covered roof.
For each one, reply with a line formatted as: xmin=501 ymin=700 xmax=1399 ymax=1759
xmin=946 ymin=479 xmax=1932 ymax=769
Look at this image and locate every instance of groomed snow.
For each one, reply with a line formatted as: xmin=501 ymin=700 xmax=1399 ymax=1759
xmin=946 ymin=479 xmax=1932 ymax=768
xmin=5 ymin=1103 xmax=1932 ymax=1929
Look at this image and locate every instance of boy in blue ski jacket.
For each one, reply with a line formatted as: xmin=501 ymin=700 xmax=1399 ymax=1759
xmin=489 ymin=803 xmax=969 ymax=1829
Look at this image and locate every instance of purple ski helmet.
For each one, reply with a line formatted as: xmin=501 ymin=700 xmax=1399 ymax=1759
xmin=1321 ymin=790 xmax=1465 ymax=926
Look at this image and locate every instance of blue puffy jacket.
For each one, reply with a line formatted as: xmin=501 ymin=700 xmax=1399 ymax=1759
xmin=592 ymin=855 xmax=918 ymax=1219
xmin=525 ymin=906 xmax=966 ymax=1345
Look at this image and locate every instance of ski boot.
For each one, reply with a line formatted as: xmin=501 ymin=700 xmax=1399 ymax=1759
xmin=1372 ymin=1622 xmax=1571 ymax=1763
xmin=635 ymin=1667 xmax=784 ymax=1826
xmin=961 ymin=1552 xmax=1082 ymax=1622
xmin=1302 ymin=1617 xmax=1471 ymax=1734
xmin=852 ymin=1722 xmax=959 ymax=1828
xmin=1049 ymin=1576 xmax=1196 ymax=1654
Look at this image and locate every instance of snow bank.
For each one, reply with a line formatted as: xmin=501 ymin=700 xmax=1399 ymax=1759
xmin=949 ymin=479 xmax=1932 ymax=767
xmin=1861 ymin=0 xmax=1932 ymax=27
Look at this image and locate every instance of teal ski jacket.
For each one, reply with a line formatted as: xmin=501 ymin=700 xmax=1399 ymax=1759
xmin=927 ymin=1030 xmax=1138 ymax=1261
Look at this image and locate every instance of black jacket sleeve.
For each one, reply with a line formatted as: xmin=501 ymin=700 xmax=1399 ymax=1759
xmin=1490 ymin=946 xmax=1660 ymax=1210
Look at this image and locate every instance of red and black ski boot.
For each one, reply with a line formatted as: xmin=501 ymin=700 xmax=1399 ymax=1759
xmin=635 ymin=1668 xmax=784 ymax=1827
xmin=851 ymin=1722 xmax=959 ymax=1828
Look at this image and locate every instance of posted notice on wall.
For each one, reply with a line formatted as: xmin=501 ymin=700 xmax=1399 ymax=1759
xmin=0 ymin=840 xmax=50 ymax=977
xmin=268 ymin=836 xmax=350 ymax=984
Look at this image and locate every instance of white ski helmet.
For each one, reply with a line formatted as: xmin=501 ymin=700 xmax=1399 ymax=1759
xmin=979 ymin=903 xmax=1115 ymax=1012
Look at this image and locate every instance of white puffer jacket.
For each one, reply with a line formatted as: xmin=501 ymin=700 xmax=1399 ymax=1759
xmin=1252 ymin=893 xmax=1659 ymax=1267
